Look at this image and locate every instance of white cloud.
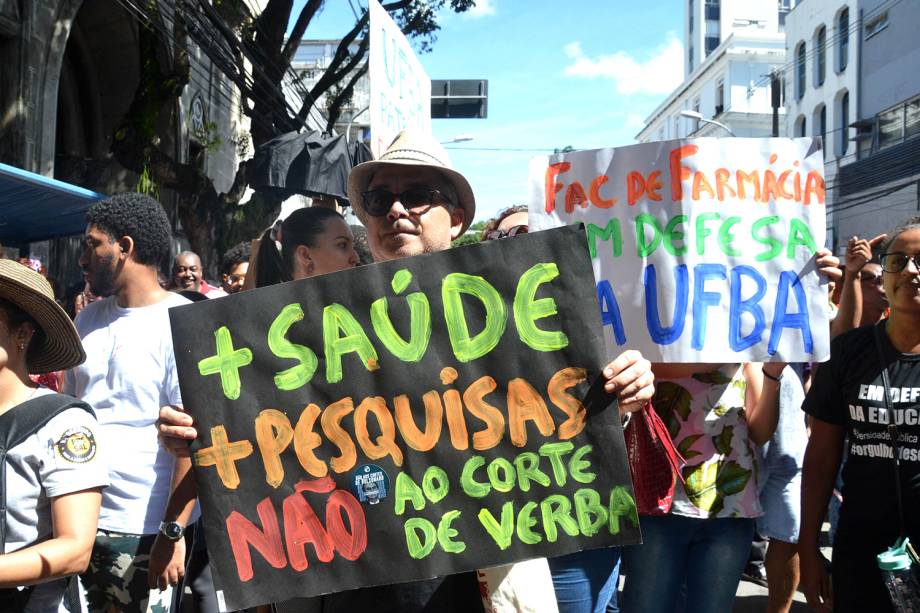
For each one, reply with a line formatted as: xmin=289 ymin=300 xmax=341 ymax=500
xmin=467 ymin=0 xmax=496 ymax=17
xmin=562 ymin=33 xmax=684 ymax=96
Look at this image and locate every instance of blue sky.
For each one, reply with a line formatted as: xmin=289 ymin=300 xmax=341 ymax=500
xmin=296 ymin=0 xmax=684 ymax=223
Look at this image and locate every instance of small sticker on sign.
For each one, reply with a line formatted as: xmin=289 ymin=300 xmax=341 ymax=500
xmin=352 ymin=464 xmax=389 ymax=505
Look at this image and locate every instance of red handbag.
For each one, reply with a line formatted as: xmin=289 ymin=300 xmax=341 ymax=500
xmin=624 ymin=402 xmax=686 ymax=515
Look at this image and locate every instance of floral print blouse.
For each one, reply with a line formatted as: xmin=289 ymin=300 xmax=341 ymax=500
xmin=655 ymin=364 xmax=762 ymax=519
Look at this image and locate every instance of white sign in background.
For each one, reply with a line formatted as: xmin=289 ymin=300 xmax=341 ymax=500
xmin=529 ymin=138 xmax=829 ymax=363
xmin=368 ymin=0 xmax=432 ymax=157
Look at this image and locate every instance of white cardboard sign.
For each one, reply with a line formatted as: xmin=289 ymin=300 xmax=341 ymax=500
xmin=529 ymin=138 xmax=829 ymax=363
xmin=368 ymin=0 xmax=432 ymax=157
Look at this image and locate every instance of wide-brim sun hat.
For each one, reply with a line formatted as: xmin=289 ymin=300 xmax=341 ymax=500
xmin=0 ymin=259 xmax=85 ymax=373
xmin=347 ymin=129 xmax=476 ymax=235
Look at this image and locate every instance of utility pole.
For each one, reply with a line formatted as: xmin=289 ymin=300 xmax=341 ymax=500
xmin=770 ymin=71 xmax=781 ymax=137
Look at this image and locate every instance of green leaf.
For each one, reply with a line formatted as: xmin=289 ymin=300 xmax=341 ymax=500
xmin=655 ymin=381 xmax=693 ymax=420
xmin=708 ymin=496 xmax=725 ymax=516
xmin=666 ymin=414 xmax=681 ymax=439
xmin=676 ymin=433 xmax=703 ymax=458
xmin=682 ymin=461 xmax=720 ymax=512
xmin=712 ymin=426 xmax=734 ymax=455
xmin=713 ymin=403 xmax=740 ymax=417
xmin=692 ymin=370 xmax=732 ymax=385
xmin=716 ymin=461 xmax=752 ymax=496
xmin=682 ymin=449 xmax=703 ymax=461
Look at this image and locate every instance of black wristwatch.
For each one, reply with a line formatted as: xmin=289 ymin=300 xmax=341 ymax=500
xmin=159 ymin=521 xmax=185 ymax=541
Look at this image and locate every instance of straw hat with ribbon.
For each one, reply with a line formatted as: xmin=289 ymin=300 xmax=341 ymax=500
xmin=347 ymin=130 xmax=476 ymax=235
xmin=0 ymin=259 xmax=85 ymax=373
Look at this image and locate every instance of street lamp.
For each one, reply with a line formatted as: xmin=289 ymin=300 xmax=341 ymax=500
xmin=441 ymin=134 xmax=474 ymax=145
xmin=679 ymin=110 xmax=736 ymax=137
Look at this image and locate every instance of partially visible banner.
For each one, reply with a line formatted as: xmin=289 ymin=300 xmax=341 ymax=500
xmin=368 ymin=0 xmax=431 ymax=157
xmin=529 ymin=138 xmax=829 ymax=363
xmin=171 ymin=225 xmax=639 ymax=611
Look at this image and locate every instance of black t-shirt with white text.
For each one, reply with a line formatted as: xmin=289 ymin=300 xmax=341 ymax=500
xmin=803 ymin=322 xmax=920 ymax=538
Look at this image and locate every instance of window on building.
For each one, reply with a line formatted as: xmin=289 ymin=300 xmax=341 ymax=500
xmin=715 ymin=79 xmax=725 ymax=115
xmin=778 ymin=0 xmax=793 ymax=28
xmin=705 ymin=36 xmax=720 ymax=55
xmin=689 ymin=0 xmax=694 ymax=32
xmin=796 ymin=115 xmax=807 ymax=137
xmin=815 ymin=26 xmax=826 ymax=87
xmin=837 ymin=9 xmax=849 ymax=72
xmin=705 ymin=0 xmax=720 ymax=21
xmin=796 ymin=42 xmax=806 ymax=100
xmin=839 ymin=90 xmax=849 ymax=156
xmin=879 ymin=106 xmax=904 ymax=150
xmin=907 ymin=98 xmax=920 ymax=140
xmin=865 ymin=12 xmax=889 ymax=39
xmin=689 ymin=46 xmax=694 ymax=71
xmin=692 ymin=99 xmax=701 ymax=132
xmin=817 ymin=105 xmax=827 ymax=157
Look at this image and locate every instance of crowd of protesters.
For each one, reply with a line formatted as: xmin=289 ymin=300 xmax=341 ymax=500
xmin=0 ymin=128 xmax=917 ymax=613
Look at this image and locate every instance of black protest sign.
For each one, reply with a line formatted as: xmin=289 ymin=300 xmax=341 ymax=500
xmin=169 ymin=224 xmax=640 ymax=611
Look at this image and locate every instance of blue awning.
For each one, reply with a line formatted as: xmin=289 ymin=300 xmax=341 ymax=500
xmin=0 ymin=162 xmax=106 ymax=244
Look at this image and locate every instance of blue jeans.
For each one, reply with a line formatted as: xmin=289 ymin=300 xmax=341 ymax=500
xmin=620 ymin=515 xmax=755 ymax=613
xmin=548 ymin=548 xmax=621 ymax=613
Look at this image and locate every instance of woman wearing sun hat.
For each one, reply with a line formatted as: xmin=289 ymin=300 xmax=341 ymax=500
xmin=0 ymin=259 xmax=108 ymax=611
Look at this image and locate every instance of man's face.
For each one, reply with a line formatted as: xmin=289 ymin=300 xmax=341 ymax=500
xmin=173 ymin=254 xmax=202 ymax=291
xmin=79 ymin=224 xmax=119 ymax=297
xmin=363 ymin=166 xmax=465 ymax=262
xmin=222 ymin=262 xmax=249 ymax=294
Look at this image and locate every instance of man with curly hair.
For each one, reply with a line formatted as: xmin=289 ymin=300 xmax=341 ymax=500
xmin=219 ymin=241 xmax=251 ymax=295
xmin=65 ymin=193 xmax=196 ymax=613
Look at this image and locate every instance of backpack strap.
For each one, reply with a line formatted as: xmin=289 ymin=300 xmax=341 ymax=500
xmin=0 ymin=393 xmax=94 ymax=553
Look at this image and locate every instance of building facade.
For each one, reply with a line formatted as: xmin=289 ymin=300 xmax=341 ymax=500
xmin=0 ymin=0 xmax=252 ymax=196
xmin=0 ymin=0 xmax=269 ymax=286
xmin=685 ymin=0 xmax=794 ymax=76
xmin=830 ymin=0 xmax=920 ymax=245
xmin=292 ymin=39 xmax=370 ymax=143
xmin=639 ymin=0 xmax=795 ymax=143
xmin=784 ymin=0 xmax=859 ymax=248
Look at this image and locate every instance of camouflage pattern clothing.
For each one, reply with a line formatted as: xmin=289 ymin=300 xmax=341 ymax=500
xmin=81 ymin=530 xmax=172 ymax=613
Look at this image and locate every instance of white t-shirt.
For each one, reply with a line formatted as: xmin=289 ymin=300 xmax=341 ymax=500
xmin=4 ymin=388 xmax=109 ymax=612
xmin=65 ymin=292 xmax=189 ymax=535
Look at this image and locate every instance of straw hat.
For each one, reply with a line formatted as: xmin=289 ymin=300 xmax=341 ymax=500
xmin=0 ymin=259 xmax=85 ymax=373
xmin=347 ymin=130 xmax=476 ymax=235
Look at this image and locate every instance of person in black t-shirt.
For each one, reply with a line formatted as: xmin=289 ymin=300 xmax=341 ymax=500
xmin=801 ymin=218 xmax=920 ymax=612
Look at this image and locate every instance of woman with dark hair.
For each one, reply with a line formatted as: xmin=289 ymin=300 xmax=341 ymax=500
xmin=481 ymin=205 xmax=528 ymax=242
xmin=0 ymin=260 xmax=107 ymax=611
xmin=801 ymin=217 xmax=920 ymax=612
xmin=254 ymin=207 xmax=359 ymax=288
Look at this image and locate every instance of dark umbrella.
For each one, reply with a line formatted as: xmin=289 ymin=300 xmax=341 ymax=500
xmin=249 ymin=131 xmax=373 ymax=207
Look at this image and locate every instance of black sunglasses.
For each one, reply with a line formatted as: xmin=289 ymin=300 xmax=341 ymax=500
xmin=881 ymin=252 xmax=920 ymax=273
xmin=485 ymin=225 xmax=529 ymax=241
xmin=360 ymin=188 xmax=455 ymax=217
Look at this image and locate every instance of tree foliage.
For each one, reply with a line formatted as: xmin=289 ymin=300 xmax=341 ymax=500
xmin=111 ymin=0 xmax=475 ymax=274
xmin=451 ymin=220 xmax=486 ymax=247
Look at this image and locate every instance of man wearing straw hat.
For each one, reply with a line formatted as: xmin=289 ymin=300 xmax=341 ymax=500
xmin=65 ymin=193 xmax=197 ymax=613
xmin=159 ymin=130 xmax=656 ymax=611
